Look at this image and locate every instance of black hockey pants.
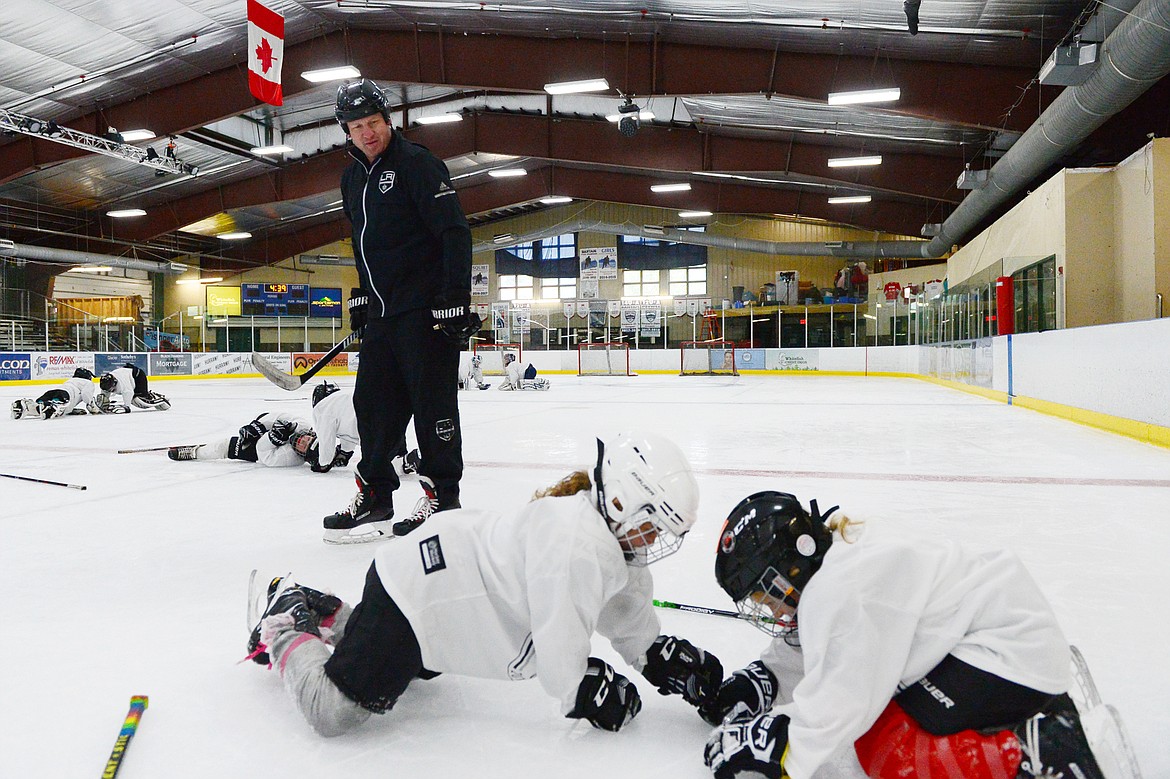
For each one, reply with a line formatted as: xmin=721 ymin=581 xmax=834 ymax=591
xmin=353 ymin=309 xmax=462 ymax=507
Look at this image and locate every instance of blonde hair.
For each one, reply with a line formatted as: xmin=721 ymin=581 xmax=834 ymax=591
xmin=827 ymin=512 xmax=863 ymax=543
xmin=532 ymin=470 xmax=592 ymax=501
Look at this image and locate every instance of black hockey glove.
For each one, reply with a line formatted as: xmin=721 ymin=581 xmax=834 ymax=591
xmin=332 ymin=449 xmax=353 ymax=468
xmin=567 ymin=657 xmax=642 ymax=732
xmin=641 ymin=635 xmax=723 ymax=708
xmin=699 ymin=660 xmax=779 ymax=726
xmin=348 ymin=287 xmax=369 ymax=336
xmin=704 ymin=712 xmax=791 ymax=779
xmin=267 ymin=419 xmax=298 ymax=447
xmin=239 ymin=416 xmax=267 ymax=445
xmin=430 ymin=290 xmax=481 ymax=344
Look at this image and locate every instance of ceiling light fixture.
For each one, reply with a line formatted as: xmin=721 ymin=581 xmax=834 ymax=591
xmin=107 ymin=208 xmax=147 ymax=218
xmin=301 ymin=65 xmax=361 ymax=83
xmin=606 ymin=110 xmax=655 ymax=123
xmin=488 ymin=168 xmax=527 ymax=178
xmin=678 ymin=210 xmax=713 ymax=218
xmin=176 ymin=276 xmax=225 ymax=285
xmin=543 ymin=78 xmax=610 ymax=95
xmin=827 ymin=155 xmax=883 ymax=168
xmin=651 ymin=183 xmax=691 ymax=193
xmin=540 ymin=196 xmax=573 ymax=205
xmin=215 ymin=232 xmax=252 ymax=240
xmin=119 ymin=129 xmax=156 ymax=142
xmin=827 ymin=195 xmax=872 ymax=204
xmin=416 ymin=113 xmax=464 ymax=125
xmin=66 ymin=266 xmax=113 ymax=273
xmin=251 ymin=144 xmax=295 ymax=155
xmin=493 ymin=233 xmax=515 ymax=243
xmin=827 ymin=88 xmax=901 ymax=106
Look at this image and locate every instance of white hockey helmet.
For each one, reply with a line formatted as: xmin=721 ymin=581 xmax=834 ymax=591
xmin=593 ymin=431 xmax=699 ymax=566
xmin=503 ymin=352 xmax=516 ymax=366
xmin=471 ymin=354 xmax=482 ymax=367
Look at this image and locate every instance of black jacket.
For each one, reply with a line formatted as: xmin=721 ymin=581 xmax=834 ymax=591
xmin=341 ymin=131 xmax=472 ymax=319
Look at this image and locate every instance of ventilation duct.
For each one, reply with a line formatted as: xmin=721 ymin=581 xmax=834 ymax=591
xmin=0 ymin=242 xmax=187 ymax=275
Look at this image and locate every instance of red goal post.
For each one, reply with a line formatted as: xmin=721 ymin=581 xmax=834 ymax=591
xmin=680 ymin=340 xmax=739 ymax=376
xmin=472 ymin=343 xmax=521 ymax=375
xmin=578 ymin=342 xmax=633 ymax=376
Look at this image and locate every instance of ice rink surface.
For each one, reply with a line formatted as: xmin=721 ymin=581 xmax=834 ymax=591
xmin=2 ymin=373 xmax=1167 ymax=778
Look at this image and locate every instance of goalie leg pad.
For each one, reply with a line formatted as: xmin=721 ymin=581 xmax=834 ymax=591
xmin=132 ymin=392 xmax=171 ymax=411
xmin=854 ymin=701 xmax=1021 ymax=779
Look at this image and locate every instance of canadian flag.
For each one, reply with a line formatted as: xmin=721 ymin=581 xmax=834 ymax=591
xmin=247 ymin=0 xmax=284 ymax=106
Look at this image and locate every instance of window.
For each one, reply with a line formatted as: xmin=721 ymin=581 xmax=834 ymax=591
xmin=623 ymin=269 xmax=660 ymax=297
xmin=510 ymin=233 xmax=576 ymax=261
xmin=541 ymin=277 xmax=577 ymax=300
xmin=498 ymin=274 xmax=533 ymax=301
xmin=668 ymin=265 xmax=706 ymax=296
xmin=1014 ymin=256 xmax=1056 ymax=334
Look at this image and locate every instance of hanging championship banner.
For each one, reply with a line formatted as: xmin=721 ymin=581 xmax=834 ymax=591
xmin=474 ymin=303 xmax=490 ymax=319
xmin=580 ymin=279 xmax=599 ymax=299
xmin=471 ymin=264 xmax=489 ymax=297
xmin=620 ymin=300 xmax=639 ymax=333
xmin=641 ymin=300 xmax=662 ymax=337
xmin=686 ymin=299 xmax=700 ymax=317
xmin=511 ymin=302 xmax=531 ymax=334
xmin=576 ymin=302 xmax=589 ymax=318
xmin=673 ymin=299 xmax=688 ymax=317
xmin=607 ymin=300 xmax=621 ymax=317
xmin=700 ymin=298 xmax=712 ymax=312
xmin=597 ymin=247 xmax=618 ymax=279
xmin=579 ymin=248 xmax=601 ymax=281
xmin=491 ymin=302 xmax=509 ymax=340
xmin=563 ymin=302 xmax=574 ymax=319
xmin=246 ymin=0 xmax=284 ymax=106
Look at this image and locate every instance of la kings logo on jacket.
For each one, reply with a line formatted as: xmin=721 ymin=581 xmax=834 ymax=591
xmin=378 ymin=171 xmax=396 ymax=193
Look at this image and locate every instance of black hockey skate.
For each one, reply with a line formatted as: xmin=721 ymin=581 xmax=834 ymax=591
xmin=322 ymin=480 xmax=394 ymax=544
xmin=1015 ymin=693 xmax=1107 ymax=779
xmin=392 ymin=477 xmax=460 ymax=537
xmin=168 ymin=445 xmax=202 ymax=461
xmin=402 ymin=449 xmax=421 ymax=475
xmin=246 ymin=574 xmax=342 ymax=665
xmin=245 ymin=578 xmax=323 ymax=666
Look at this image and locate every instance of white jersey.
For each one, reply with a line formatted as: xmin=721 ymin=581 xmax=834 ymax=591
xmin=106 ymin=366 xmax=138 ymax=408
xmin=255 ymin=411 xmax=311 ymax=467
xmin=499 ymin=360 xmax=524 ymax=390
xmin=761 ymin=530 xmax=1070 ymax=779
xmin=311 ymin=390 xmax=360 ymax=463
xmin=56 ymin=376 xmax=96 ymax=413
xmin=373 ymin=491 xmax=660 ymax=714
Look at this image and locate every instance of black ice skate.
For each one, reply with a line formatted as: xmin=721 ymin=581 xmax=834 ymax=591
xmin=168 ymin=445 xmax=202 ymax=461
xmin=402 ymin=449 xmax=421 ymax=475
xmin=392 ymin=477 xmax=460 ymax=537
xmin=1015 ymin=693 xmax=1107 ymax=779
xmin=322 ymin=479 xmax=394 ymax=544
xmin=246 ymin=574 xmax=342 ymax=665
xmin=245 ymin=579 xmax=323 ymax=666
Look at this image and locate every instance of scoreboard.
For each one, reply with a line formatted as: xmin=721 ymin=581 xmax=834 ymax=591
xmin=241 ymin=283 xmax=309 ymax=316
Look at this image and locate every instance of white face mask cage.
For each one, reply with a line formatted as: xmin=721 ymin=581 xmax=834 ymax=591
xmin=618 ymin=504 xmax=686 ymax=566
xmin=734 ymin=566 xmax=800 ymax=636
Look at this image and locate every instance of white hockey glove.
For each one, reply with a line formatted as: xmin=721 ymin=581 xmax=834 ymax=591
xmin=704 ymin=712 xmax=791 ymax=779
xmin=567 ymin=657 xmax=642 ymax=732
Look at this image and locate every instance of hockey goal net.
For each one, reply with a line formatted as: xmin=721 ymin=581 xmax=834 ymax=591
xmin=473 ymin=343 xmax=522 ymax=375
xmin=578 ymin=342 xmax=633 ymax=376
xmin=681 ymin=341 xmax=739 ymax=376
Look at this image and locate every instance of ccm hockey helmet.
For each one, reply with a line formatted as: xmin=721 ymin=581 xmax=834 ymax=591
xmin=312 ymin=381 xmax=340 ymax=407
xmin=73 ymin=367 xmax=95 ymax=380
xmin=335 ymin=79 xmax=390 ymax=132
xmin=715 ymin=491 xmax=837 ymax=634
xmin=593 ymin=431 xmax=699 ymax=566
xmin=99 ymin=372 xmax=118 ymax=392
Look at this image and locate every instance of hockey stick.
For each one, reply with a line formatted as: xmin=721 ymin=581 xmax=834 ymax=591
xmin=653 ymin=598 xmax=778 ymax=625
xmin=0 ymin=472 xmax=86 ymax=490
xmin=117 ymin=445 xmax=203 ymax=454
xmin=101 ymin=695 xmax=148 ymax=779
xmin=251 ymin=330 xmax=360 ymax=391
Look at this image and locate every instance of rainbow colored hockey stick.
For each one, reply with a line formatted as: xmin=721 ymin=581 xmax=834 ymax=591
xmin=101 ymin=695 xmax=148 ymax=779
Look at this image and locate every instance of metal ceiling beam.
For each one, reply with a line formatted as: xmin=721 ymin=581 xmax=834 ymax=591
xmin=0 ymin=28 xmax=1041 ymax=185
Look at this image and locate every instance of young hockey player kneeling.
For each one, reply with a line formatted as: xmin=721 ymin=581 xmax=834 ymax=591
xmin=168 ymin=412 xmax=316 ymax=467
xmin=458 ymin=354 xmax=491 ymax=391
xmin=10 ymin=368 xmax=98 ymax=419
xmin=96 ymin=363 xmax=169 ymax=413
xmin=498 ymin=352 xmax=548 ymax=391
xmin=702 ymin=490 xmax=1124 ymax=779
xmin=246 ymin=432 xmax=722 ymax=741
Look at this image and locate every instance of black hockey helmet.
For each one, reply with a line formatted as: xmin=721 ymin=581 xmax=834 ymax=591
xmin=715 ymin=491 xmax=837 ymax=605
xmin=312 ymin=381 xmax=340 ymax=407
xmin=99 ymin=372 xmax=117 ymax=392
xmin=73 ymin=367 xmax=95 ymax=380
xmin=335 ymin=79 xmax=390 ymax=133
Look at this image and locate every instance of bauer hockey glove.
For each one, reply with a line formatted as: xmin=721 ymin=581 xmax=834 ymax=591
xmin=430 ymin=290 xmax=482 ymax=344
xmin=267 ymin=419 xmax=298 ymax=447
xmin=238 ymin=416 xmax=267 ymax=445
xmin=567 ymin=657 xmax=642 ymax=732
xmin=699 ymin=660 xmax=779 ymax=726
xmin=348 ymin=288 xmax=369 ymax=336
xmin=641 ymin=635 xmax=723 ymax=708
xmin=704 ymin=712 xmax=792 ymax=779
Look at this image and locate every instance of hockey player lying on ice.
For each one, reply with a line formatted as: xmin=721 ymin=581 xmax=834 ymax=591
xmin=498 ymin=352 xmax=548 ymax=391
xmin=168 ymin=411 xmax=317 ymax=467
xmin=702 ymin=490 xmax=1117 ymax=779
xmin=246 ymin=431 xmax=722 ymax=737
